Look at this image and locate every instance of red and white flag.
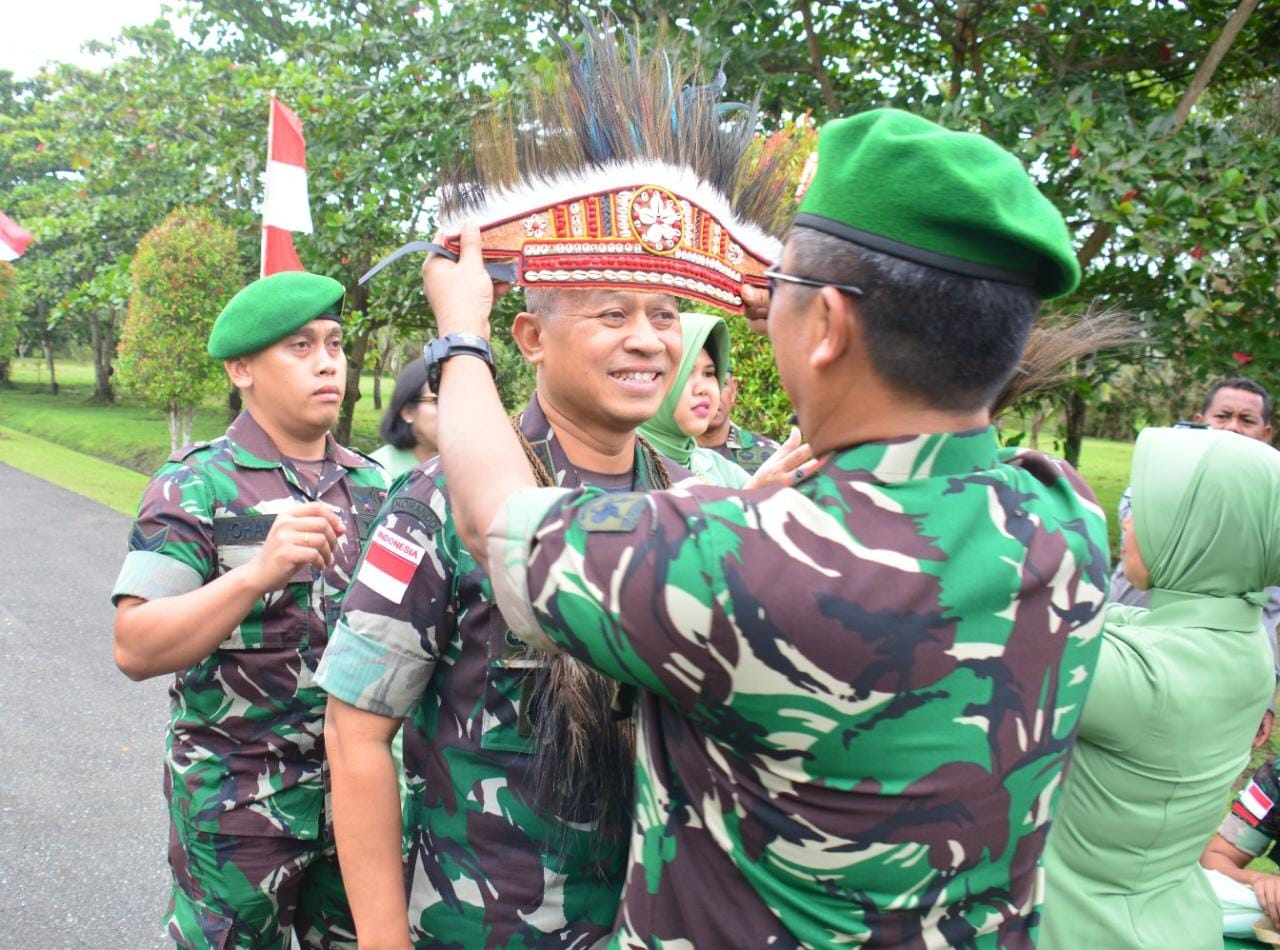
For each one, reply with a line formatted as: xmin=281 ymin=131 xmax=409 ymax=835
xmin=356 ymin=525 xmax=428 ymax=604
xmin=1237 ymin=779 xmax=1275 ymax=823
xmin=261 ymin=96 xmax=313 ymax=276
xmin=0 ymin=211 xmax=33 ymax=262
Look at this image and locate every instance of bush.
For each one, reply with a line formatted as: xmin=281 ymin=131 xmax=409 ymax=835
xmin=116 ymin=207 xmax=241 ymax=450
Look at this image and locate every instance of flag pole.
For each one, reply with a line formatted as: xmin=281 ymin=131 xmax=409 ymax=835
xmin=260 ymin=91 xmax=276 ymax=278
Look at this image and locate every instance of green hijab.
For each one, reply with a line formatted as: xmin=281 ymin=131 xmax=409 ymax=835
xmin=1130 ymin=426 xmax=1280 ymax=627
xmin=638 ymin=312 xmax=730 ymax=466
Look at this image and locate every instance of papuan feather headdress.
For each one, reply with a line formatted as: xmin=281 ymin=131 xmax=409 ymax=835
xmin=435 ymin=22 xmax=808 ymax=314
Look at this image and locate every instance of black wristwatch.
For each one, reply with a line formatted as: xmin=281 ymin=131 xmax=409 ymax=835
xmin=422 ymin=334 xmax=496 ymax=394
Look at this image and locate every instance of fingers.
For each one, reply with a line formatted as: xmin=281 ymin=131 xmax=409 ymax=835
xmin=1255 ymin=875 xmax=1280 ymax=923
xmin=741 ymin=285 xmax=771 ymax=334
xmin=291 ymin=517 xmax=340 ymax=565
xmin=1256 ymin=711 xmax=1275 ymax=749
xmin=457 ymin=218 xmax=482 ymax=260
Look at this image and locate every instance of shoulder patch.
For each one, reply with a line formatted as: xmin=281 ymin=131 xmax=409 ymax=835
xmin=390 ymin=496 xmax=442 ymax=536
xmin=169 ymin=440 xmax=214 ymax=463
xmin=576 ymin=492 xmax=650 ymax=533
xmin=128 ymin=523 xmax=169 ymax=553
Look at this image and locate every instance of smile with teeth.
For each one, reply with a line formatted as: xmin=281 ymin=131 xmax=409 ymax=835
xmin=611 ymin=371 xmax=659 ymax=382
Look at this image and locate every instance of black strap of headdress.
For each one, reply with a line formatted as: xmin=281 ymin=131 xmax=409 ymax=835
xmin=358 ymin=240 xmax=519 ymax=286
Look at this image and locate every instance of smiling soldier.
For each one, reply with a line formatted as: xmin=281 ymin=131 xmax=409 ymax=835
xmin=313 ymin=27 xmax=806 ymax=948
xmin=111 ymin=271 xmax=389 ymax=949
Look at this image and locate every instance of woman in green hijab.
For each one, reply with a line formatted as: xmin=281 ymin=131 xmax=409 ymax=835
xmin=638 ymin=312 xmax=755 ymax=488
xmin=1040 ymin=426 xmax=1280 ymax=949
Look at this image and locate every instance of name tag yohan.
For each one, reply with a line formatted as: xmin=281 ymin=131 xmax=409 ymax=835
xmin=213 ymin=515 xmax=277 ymax=545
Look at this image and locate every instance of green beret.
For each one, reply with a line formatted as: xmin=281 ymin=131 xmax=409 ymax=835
xmin=208 ymin=271 xmax=345 ymax=359
xmin=795 ymin=109 xmax=1081 ymax=299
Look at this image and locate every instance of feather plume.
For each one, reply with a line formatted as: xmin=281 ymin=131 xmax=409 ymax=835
xmin=992 ymin=306 xmax=1142 ymax=416
xmin=438 ymin=19 xmax=800 ymax=249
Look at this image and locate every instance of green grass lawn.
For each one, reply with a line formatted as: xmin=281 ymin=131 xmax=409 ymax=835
xmin=1 ymin=357 xmax=394 ymax=476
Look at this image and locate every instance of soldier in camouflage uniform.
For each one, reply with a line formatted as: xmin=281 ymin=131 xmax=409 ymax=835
xmin=316 ymin=27 xmax=804 ymax=948
xmin=1204 ymin=756 xmax=1280 ymax=930
xmin=317 ymin=288 xmax=691 ymax=947
xmin=427 ymin=109 xmax=1112 ymax=947
xmin=112 ymin=272 xmax=388 ymax=949
xmin=696 ymin=369 xmax=781 ymax=474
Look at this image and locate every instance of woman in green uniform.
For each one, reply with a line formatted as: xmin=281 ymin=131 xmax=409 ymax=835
xmin=1040 ymin=426 xmax=1280 ymax=949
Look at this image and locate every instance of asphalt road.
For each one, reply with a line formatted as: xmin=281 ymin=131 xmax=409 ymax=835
xmin=0 ymin=463 xmax=170 ymax=948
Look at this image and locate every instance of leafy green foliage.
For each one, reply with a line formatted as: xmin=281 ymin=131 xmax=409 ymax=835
xmin=116 ymin=207 xmax=240 ymax=432
xmin=2 ymin=1 xmax=1277 ymax=454
xmin=0 ymin=262 xmax=21 ymax=385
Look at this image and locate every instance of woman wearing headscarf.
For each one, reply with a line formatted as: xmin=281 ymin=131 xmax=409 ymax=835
xmin=638 ymin=312 xmax=754 ymax=487
xmin=371 ymin=359 xmax=438 ymax=479
xmin=1039 ymin=426 xmax=1280 ymax=949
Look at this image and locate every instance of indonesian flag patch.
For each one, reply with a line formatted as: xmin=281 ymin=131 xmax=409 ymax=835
xmin=1234 ymin=779 xmax=1275 ymax=827
xmin=357 ymin=524 xmax=426 ymax=604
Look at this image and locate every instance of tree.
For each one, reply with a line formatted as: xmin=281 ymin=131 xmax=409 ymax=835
xmin=117 ymin=207 xmax=241 ymax=451
xmin=0 ymin=261 xmax=20 ymax=387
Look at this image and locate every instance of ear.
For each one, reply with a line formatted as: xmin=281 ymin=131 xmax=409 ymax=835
xmin=1192 ymin=412 xmax=1205 ymax=423
xmin=224 ymin=356 xmax=254 ymax=392
xmin=511 ymin=311 xmax=546 ymax=365
xmin=808 ymin=286 xmax=854 ymax=370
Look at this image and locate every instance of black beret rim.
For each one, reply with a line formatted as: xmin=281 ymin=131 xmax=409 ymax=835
xmin=792 ymin=212 xmax=1040 ymax=289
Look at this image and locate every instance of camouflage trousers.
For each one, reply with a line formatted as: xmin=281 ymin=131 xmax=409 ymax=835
xmin=166 ymin=819 xmax=357 ymax=950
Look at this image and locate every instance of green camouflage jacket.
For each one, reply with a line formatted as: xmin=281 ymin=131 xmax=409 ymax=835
xmin=111 ymin=412 xmax=388 ymax=839
xmin=705 ymin=422 xmax=780 ymax=474
xmin=316 ymin=397 xmax=688 ymax=948
xmin=488 ymin=427 xmax=1110 ymax=948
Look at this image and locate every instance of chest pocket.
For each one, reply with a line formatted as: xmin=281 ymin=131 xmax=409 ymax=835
xmin=213 ymin=514 xmax=312 ymax=650
xmin=456 ymin=548 xmax=550 ymax=754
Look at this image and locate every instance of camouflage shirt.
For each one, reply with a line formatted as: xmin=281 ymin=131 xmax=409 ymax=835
xmin=706 ymin=422 xmax=780 ymax=474
xmin=111 ymin=412 xmax=388 ymax=840
xmin=1217 ymin=756 xmax=1280 ymax=860
xmin=488 ymin=427 xmax=1110 ymax=948
xmin=315 ymin=397 xmax=688 ymax=948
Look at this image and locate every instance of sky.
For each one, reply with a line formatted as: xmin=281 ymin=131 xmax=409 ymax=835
xmin=0 ymin=0 xmax=179 ymax=80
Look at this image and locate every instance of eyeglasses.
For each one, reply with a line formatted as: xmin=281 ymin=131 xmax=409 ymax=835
xmin=763 ymin=263 xmax=863 ymax=298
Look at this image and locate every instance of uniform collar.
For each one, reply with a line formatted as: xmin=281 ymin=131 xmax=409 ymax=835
xmin=519 ymin=395 xmax=663 ymax=490
xmin=809 ymin=426 xmax=1000 ymax=486
xmin=226 ymin=411 xmax=375 ymax=474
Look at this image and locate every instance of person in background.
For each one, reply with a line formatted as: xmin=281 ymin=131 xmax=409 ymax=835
xmin=638 ymin=312 xmax=761 ymax=488
xmin=1202 ymin=753 xmax=1280 ymax=935
xmin=696 ymin=365 xmax=781 ymax=474
xmin=1110 ymin=377 xmax=1279 ymax=748
xmin=371 ymin=361 xmax=437 ymax=480
xmin=1040 ymin=426 xmax=1280 ymax=949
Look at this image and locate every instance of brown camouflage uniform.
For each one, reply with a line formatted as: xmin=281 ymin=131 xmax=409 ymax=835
xmin=112 ymin=411 xmax=388 ymax=949
xmin=316 ymin=397 xmax=688 ymax=948
xmin=488 ymin=427 xmax=1110 ymax=948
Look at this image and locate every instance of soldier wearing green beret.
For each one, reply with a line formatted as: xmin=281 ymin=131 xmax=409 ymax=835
xmin=425 ymin=108 xmax=1111 ymax=947
xmin=112 ymin=271 xmax=389 ymax=949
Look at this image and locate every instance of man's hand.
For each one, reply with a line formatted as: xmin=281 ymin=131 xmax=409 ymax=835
xmin=243 ymin=501 xmax=345 ymax=593
xmin=1256 ymin=872 xmax=1280 ymax=925
xmin=1256 ymin=709 xmax=1275 ymax=749
xmin=745 ymin=428 xmax=815 ymax=490
xmin=742 ymin=284 xmax=771 ymax=335
xmin=424 ymin=220 xmax=496 ymax=340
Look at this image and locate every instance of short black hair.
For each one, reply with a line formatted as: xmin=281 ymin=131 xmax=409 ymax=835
xmin=1201 ymin=377 xmax=1273 ymax=420
xmin=786 ymin=226 xmax=1041 ymax=411
xmin=379 ymin=359 xmax=431 ymax=449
